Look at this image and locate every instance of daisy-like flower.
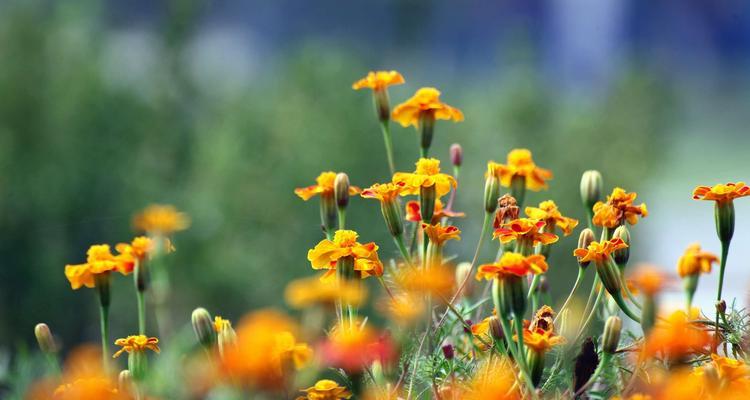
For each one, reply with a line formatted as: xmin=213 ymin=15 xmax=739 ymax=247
xmin=307 ymin=230 xmax=383 ymax=281
xmin=296 ymin=379 xmax=352 ymax=400
xmin=391 ymin=87 xmax=463 ymax=128
xmin=573 ymin=238 xmax=628 ymax=264
xmin=360 ymin=182 xmax=404 ymax=202
xmin=422 ymin=223 xmax=461 ymax=247
xmin=693 ymin=182 xmax=750 ymax=203
xmin=132 ymin=204 xmax=190 ymax=235
xmin=295 ymin=172 xmax=361 ymax=201
xmin=517 ymin=325 xmax=564 ymax=354
xmin=392 ymin=158 xmax=457 ymax=197
xmin=476 ymin=253 xmax=548 ymax=281
xmin=65 ymin=245 xmax=130 ymax=290
xmin=112 ymin=335 xmax=160 ymax=358
xmin=592 ymin=187 xmax=648 ymax=228
xmin=677 ymin=243 xmax=719 ymax=278
xmin=493 ymin=218 xmax=558 ymax=246
xmin=352 ymin=70 xmax=404 ymax=92
xmin=490 ymin=149 xmax=553 ymax=191
xmin=525 ymin=200 xmax=579 ymax=236
xmin=405 ymin=198 xmax=464 ymax=223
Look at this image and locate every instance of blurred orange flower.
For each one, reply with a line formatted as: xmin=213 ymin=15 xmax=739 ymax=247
xmin=491 ymin=149 xmax=552 ymax=191
xmin=464 ymin=357 xmax=521 ymax=400
xmin=525 ymin=200 xmax=579 ymax=236
xmin=296 ymin=379 xmax=352 ymax=400
xmin=112 ymin=335 xmax=160 ymax=358
xmin=476 ymin=253 xmax=548 ymax=280
xmin=284 ymin=276 xmax=366 ymax=309
xmin=574 ymin=238 xmax=628 ymax=264
xmin=630 ymin=265 xmax=669 ymax=296
xmin=380 ymin=293 xmax=425 ymax=326
xmin=592 ymin=187 xmax=648 ymax=228
xmin=352 ymin=70 xmax=404 ymax=91
xmin=693 ymin=182 xmax=750 ymax=203
xmin=132 ymin=204 xmax=190 ymax=234
xmin=307 ymin=230 xmax=383 ymax=281
xmin=391 ymin=87 xmax=464 ymax=128
xmin=295 ymin=172 xmax=361 ymax=201
xmin=392 ymin=158 xmax=456 ymax=197
xmin=319 ymin=323 xmax=395 ymax=373
xmin=677 ymin=243 xmax=719 ymax=278
xmin=394 ymin=263 xmax=455 ymax=297
xmin=642 ymin=309 xmax=711 ymax=360
xmin=493 ymin=218 xmax=558 ymax=245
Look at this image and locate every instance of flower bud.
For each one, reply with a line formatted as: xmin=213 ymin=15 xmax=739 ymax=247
xmin=483 ymin=166 xmax=500 ymax=214
xmin=714 ymin=201 xmax=735 ymax=243
xmin=577 ymin=229 xmax=595 ymax=268
xmin=641 ymin=296 xmax=656 ymax=334
xmin=373 ymin=89 xmax=390 ymax=122
xmin=34 ymin=323 xmax=56 ymax=354
xmin=118 ymin=370 xmax=133 ymax=395
xmin=716 ymin=300 xmax=727 ymax=315
xmin=487 ymin=316 xmax=504 ymax=341
xmin=454 ymin=262 xmax=474 ymax=298
xmin=441 ymin=343 xmax=455 ymax=360
xmin=510 ymin=175 xmax=526 ymax=207
xmin=450 ymin=144 xmax=462 ymax=167
xmin=602 ymin=316 xmax=622 ymax=354
xmin=580 ymin=170 xmax=603 ymax=212
xmin=419 ymin=185 xmax=436 ymax=223
xmin=334 ymin=173 xmax=350 ymax=209
xmin=191 ymin=308 xmax=216 ymax=349
xmin=612 ymin=226 xmax=630 ymax=269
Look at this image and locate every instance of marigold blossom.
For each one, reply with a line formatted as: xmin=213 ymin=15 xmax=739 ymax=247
xmin=391 ymin=87 xmax=464 ymax=128
xmin=64 ymin=244 xmax=129 ymax=290
xmin=642 ymin=309 xmax=711 ymax=359
xmin=352 ymin=70 xmax=404 ymax=92
xmin=392 ymin=158 xmax=457 ymax=197
xmin=573 ymin=238 xmax=628 ymax=264
xmin=284 ymin=276 xmax=366 ymax=309
xmin=319 ymin=323 xmax=395 ymax=373
xmin=525 ymin=200 xmax=579 ymax=236
xmin=295 ymin=172 xmax=361 ymax=201
xmin=307 ymin=230 xmax=383 ymax=281
xmin=493 ymin=218 xmax=558 ymax=245
xmin=592 ymin=187 xmax=648 ymax=228
xmin=132 ymin=204 xmax=190 ymax=234
xmin=112 ymin=335 xmax=160 ymax=358
xmin=405 ymin=198 xmax=464 ymax=223
xmin=515 ymin=324 xmax=564 ymax=354
xmin=360 ymin=182 xmax=404 ymax=202
xmin=296 ymin=379 xmax=353 ymax=400
xmin=465 ymin=358 xmax=521 ymax=400
xmin=630 ymin=265 xmax=669 ymax=296
xmin=422 ymin=223 xmax=461 ymax=247
xmin=692 ymin=182 xmax=750 ymax=203
xmin=476 ymin=253 xmax=548 ymax=280
xmin=491 ymin=149 xmax=552 ymax=191
xmin=677 ymin=243 xmax=719 ymax=278
xmin=114 ymin=236 xmax=174 ymax=274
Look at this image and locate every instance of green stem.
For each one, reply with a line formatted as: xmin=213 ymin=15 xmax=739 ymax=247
xmin=556 ymin=268 xmax=585 ymax=323
xmin=99 ymin=304 xmax=110 ymax=373
xmin=498 ymin=316 xmax=535 ymax=394
xmin=612 ymin=292 xmax=641 ymax=323
xmin=394 ymin=234 xmax=414 ymax=268
xmin=527 ymin=275 xmax=541 ymax=300
xmin=338 ymin=209 xmax=347 ymax=230
xmin=379 ymin=121 xmax=396 ymax=176
xmin=717 ymin=240 xmax=730 ymax=303
xmin=137 ymin=291 xmax=146 ymax=335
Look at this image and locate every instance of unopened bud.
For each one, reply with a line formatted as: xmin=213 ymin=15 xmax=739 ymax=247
xmin=612 ymin=226 xmax=630 ymax=269
xmin=334 ymin=173 xmax=351 ymax=209
xmin=716 ymin=300 xmax=727 ymax=315
xmin=577 ymin=229 xmax=595 ymax=268
xmin=488 ymin=316 xmax=504 ymax=341
xmin=441 ymin=343 xmax=455 ymax=360
xmin=191 ymin=308 xmax=216 ymax=349
xmin=118 ymin=370 xmax=133 ymax=395
xmin=450 ymin=144 xmax=463 ymax=167
xmin=580 ymin=170 xmax=603 ymax=212
xmin=602 ymin=316 xmax=622 ymax=354
xmin=34 ymin=323 xmax=56 ymax=354
xmin=484 ymin=164 xmax=500 ymax=214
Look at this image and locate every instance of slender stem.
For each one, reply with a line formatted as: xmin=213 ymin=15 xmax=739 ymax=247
xmin=555 ymin=268 xmax=586 ymax=324
xmin=379 ymin=121 xmax=396 ymax=176
xmin=394 ymin=235 xmax=414 ymax=268
xmin=498 ymin=316 xmax=536 ymax=394
xmin=716 ymin=240 xmax=730 ymax=302
xmin=612 ymin=293 xmax=641 ymax=323
xmin=99 ymin=304 xmax=110 ymax=373
xmin=527 ymin=275 xmax=541 ymax=300
xmin=137 ymin=291 xmax=146 ymax=335
xmin=338 ymin=209 xmax=346 ymax=230
xmin=513 ymin=316 xmax=528 ymax=370
xmin=573 ymin=287 xmax=605 ymax=345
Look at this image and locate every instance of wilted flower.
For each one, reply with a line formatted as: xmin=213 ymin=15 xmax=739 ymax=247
xmin=592 ymin=187 xmax=648 ymax=228
xmin=132 ymin=204 xmax=190 ymax=234
xmin=392 ymin=158 xmax=457 ymax=197
xmin=391 ymin=87 xmax=464 ymax=128
xmin=307 ymin=230 xmax=383 ymax=281
xmin=296 ymin=379 xmax=353 ymax=400
xmin=525 ymin=200 xmax=579 ymax=236
xmin=492 ymin=149 xmax=553 ymax=191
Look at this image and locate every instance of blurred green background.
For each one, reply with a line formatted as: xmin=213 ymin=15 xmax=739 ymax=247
xmin=1 ymin=0 xmax=749 ymax=373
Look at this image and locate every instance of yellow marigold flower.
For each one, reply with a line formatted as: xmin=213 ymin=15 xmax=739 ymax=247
xmin=642 ymin=309 xmax=711 ymax=359
xmin=114 ymin=236 xmax=174 ymax=274
xmin=360 ymin=182 xmax=404 ymax=202
xmin=709 ymin=353 xmax=750 ymax=382
xmin=296 ymin=379 xmax=353 ymax=400
xmin=213 ymin=316 xmax=232 ymax=333
xmin=284 ymin=276 xmax=366 ymax=309
xmin=693 ymin=182 xmax=750 ymax=203
xmin=525 ymin=200 xmax=579 ymax=236
xmin=470 ymin=314 xmax=502 ymax=351
xmin=677 ymin=243 xmax=719 ymax=278
xmin=491 ymin=149 xmax=553 ymax=191
xmin=592 ymin=187 xmax=648 ymax=228
xmin=392 ymin=158 xmax=457 ymax=197
xmin=573 ymin=238 xmax=628 ymax=264
xmin=515 ymin=324 xmax=564 ymax=353
xmin=112 ymin=335 xmax=160 ymax=358
xmin=132 ymin=204 xmax=190 ymax=234
xmin=476 ymin=253 xmax=548 ymax=280
xmin=307 ymin=230 xmax=383 ymax=281
xmin=295 ymin=171 xmax=361 ymax=201
xmin=391 ymin=87 xmax=464 ymax=128
xmin=64 ymin=245 xmax=127 ymax=290
xmin=394 ymin=264 xmax=455 ymax=297
xmin=405 ymin=198 xmax=464 ymax=223
xmin=421 ymin=223 xmax=461 ymax=246
xmin=493 ymin=218 xmax=559 ymax=245
xmin=352 ymin=70 xmax=404 ymax=91
xmin=630 ymin=265 xmax=669 ymax=296
xmin=465 ymin=358 xmax=521 ymax=400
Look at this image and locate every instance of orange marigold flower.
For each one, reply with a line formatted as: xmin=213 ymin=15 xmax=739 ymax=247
xmin=592 ymin=187 xmax=648 ymax=228
xmin=319 ymin=323 xmax=395 ymax=373
xmin=391 ymin=87 xmax=464 ymax=128
xmin=525 ymin=200 xmax=579 ymax=236
xmin=515 ymin=324 xmax=564 ymax=353
xmin=476 ymin=253 xmax=548 ymax=280
xmin=493 ymin=218 xmax=558 ymax=245
xmin=491 ymin=149 xmax=552 ymax=191
xmin=295 ymin=171 xmax=361 ymax=201
xmin=307 ymin=230 xmax=383 ymax=281
xmin=284 ymin=276 xmax=366 ymax=309
xmin=693 ymin=182 xmax=750 ymax=203
xmin=642 ymin=309 xmax=711 ymax=360
xmin=114 ymin=236 xmax=174 ymax=274
xmin=132 ymin=204 xmax=190 ymax=234
xmin=360 ymin=182 xmax=404 ymax=202
xmin=380 ymin=293 xmax=425 ymax=326
xmin=53 ymin=378 xmax=122 ymax=400
xmin=392 ymin=158 xmax=457 ymax=197
xmin=708 ymin=353 xmax=750 ymax=382
xmin=629 ymin=265 xmax=669 ymax=296
xmin=677 ymin=243 xmax=719 ymax=278
xmin=573 ymin=238 xmax=628 ymax=264
xmin=422 ymin=223 xmax=461 ymax=246
xmin=112 ymin=335 xmax=160 ymax=358
xmin=394 ymin=263 xmax=455 ymax=297
xmin=465 ymin=358 xmax=521 ymax=400
xmin=352 ymin=70 xmax=404 ymax=91
xmin=405 ymin=198 xmax=464 ymax=223
xmin=64 ymin=244 xmax=128 ymax=290
xmin=296 ymin=379 xmax=352 ymax=400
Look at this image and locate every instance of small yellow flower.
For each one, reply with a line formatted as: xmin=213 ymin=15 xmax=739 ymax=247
xmin=493 ymin=218 xmax=558 ymax=246
xmin=677 ymin=243 xmax=719 ymax=278
xmin=295 ymin=172 xmax=361 ymax=201
xmin=307 ymin=230 xmax=383 ymax=280
xmin=391 ymin=87 xmax=464 ymax=128
xmin=132 ymin=204 xmax=190 ymax=234
xmin=421 ymin=223 xmax=461 ymax=246
xmin=360 ymin=182 xmax=404 ymax=202
xmin=693 ymin=182 xmax=750 ymax=203
xmin=352 ymin=70 xmax=404 ymax=91
xmin=392 ymin=158 xmax=457 ymax=197
xmin=213 ymin=316 xmax=232 ymax=333
xmin=592 ymin=187 xmax=648 ymax=228
xmin=114 ymin=236 xmax=174 ymax=274
xmin=573 ymin=238 xmax=628 ymax=264
xmin=525 ymin=200 xmax=579 ymax=236
xmin=64 ymin=245 xmax=129 ymax=290
xmin=476 ymin=253 xmax=548 ymax=280
xmin=491 ymin=149 xmax=553 ymax=191
xmin=112 ymin=335 xmax=160 ymax=358
xmin=296 ymin=379 xmax=352 ymax=400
